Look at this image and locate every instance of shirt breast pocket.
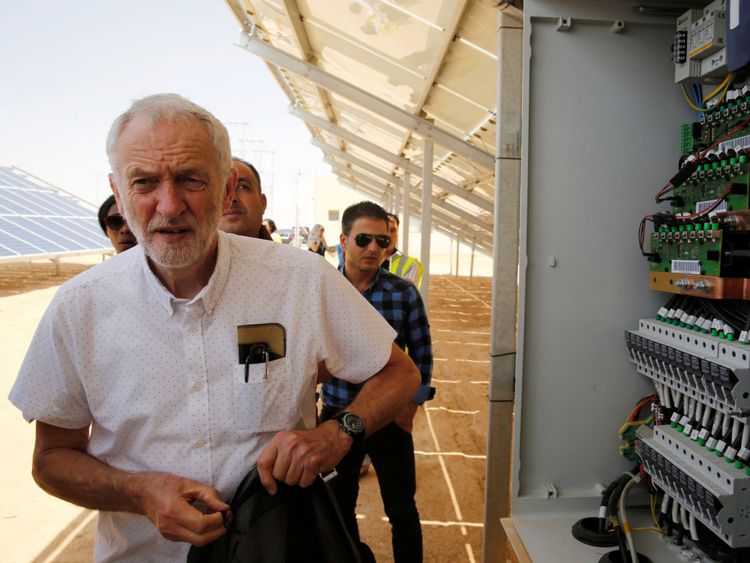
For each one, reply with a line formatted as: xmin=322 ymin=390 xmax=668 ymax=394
xmin=232 ymin=358 xmax=297 ymax=432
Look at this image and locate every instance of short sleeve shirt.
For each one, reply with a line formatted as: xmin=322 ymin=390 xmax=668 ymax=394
xmin=8 ymin=231 xmax=395 ymax=562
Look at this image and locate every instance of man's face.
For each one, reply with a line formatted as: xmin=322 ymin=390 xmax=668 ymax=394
xmin=386 ymin=218 xmax=399 ymax=256
xmin=219 ymin=161 xmax=266 ymax=237
xmin=109 ymin=116 xmax=233 ymax=271
xmin=104 ymin=203 xmax=137 ymax=254
xmin=342 ymin=216 xmax=389 ymax=276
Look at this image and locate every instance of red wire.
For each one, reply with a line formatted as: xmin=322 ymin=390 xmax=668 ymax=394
xmin=655 ymin=116 xmax=750 ymax=201
xmin=675 ymin=183 xmax=733 ymax=221
xmin=628 ymin=394 xmax=658 ymax=422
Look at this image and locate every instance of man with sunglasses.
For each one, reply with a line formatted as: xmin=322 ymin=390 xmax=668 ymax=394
xmin=9 ymin=95 xmax=420 ymax=562
xmin=320 ymin=201 xmax=434 ymax=563
xmin=97 ymin=194 xmax=137 ymax=253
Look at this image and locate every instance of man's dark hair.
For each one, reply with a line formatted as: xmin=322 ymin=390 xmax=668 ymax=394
xmin=265 ymin=218 xmax=277 ymax=233
xmin=233 ymin=156 xmax=261 ymax=193
xmin=98 ymin=194 xmax=117 ymax=234
xmin=341 ymin=201 xmax=390 ymax=235
xmin=387 ymin=213 xmax=399 ymax=226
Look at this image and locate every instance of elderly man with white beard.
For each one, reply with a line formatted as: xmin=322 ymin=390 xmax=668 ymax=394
xmin=8 ymin=93 xmax=419 ymax=562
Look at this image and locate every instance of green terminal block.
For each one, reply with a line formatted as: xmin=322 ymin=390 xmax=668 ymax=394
xmin=699 ymin=438 xmax=707 ymax=446
xmin=735 ymin=460 xmax=744 ymax=470
xmin=680 ymin=123 xmax=695 ymax=153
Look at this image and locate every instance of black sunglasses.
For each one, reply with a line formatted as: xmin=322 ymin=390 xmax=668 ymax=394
xmin=104 ymin=214 xmax=126 ymax=231
xmin=354 ymin=233 xmax=391 ymax=248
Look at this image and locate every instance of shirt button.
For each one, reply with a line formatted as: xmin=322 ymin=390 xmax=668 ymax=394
xmin=192 ymin=382 xmax=204 ymax=392
xmin=194 ymin=439 xmax=206 ymax=448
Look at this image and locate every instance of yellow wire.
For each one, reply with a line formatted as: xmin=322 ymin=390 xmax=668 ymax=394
xmin=704 ymin=72 xmax=735 ymax=102
xmin=650 ymin=494 xmax=664 ymax=534
xmin=681 ymin=84 xmax=707 ymax=112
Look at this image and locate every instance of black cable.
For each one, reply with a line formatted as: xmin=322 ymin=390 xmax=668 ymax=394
xmin=571 ymin=517 xmax=618 ymax=547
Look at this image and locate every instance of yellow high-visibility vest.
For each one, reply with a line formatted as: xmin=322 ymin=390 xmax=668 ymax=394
xmin=390 ymin=254 xmax=423 ymax=290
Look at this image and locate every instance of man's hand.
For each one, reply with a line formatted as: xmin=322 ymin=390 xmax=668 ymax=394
xmin=257 ymin=421 xmax=351 ymax=495
xmin=134 ymin=473 xmax=230 ymax=546
xmin=32 ymin=422 xmax=229 ymax=547
xmin=394 ymin=402 xmax=419 ymax=433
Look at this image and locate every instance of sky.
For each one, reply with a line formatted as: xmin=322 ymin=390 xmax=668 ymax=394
xmin=0 ymin=0 xmax=331 ymax=227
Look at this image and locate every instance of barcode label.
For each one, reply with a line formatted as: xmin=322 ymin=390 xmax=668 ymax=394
xmin=720 ymin=134 xmax=750 ymax=154
xmin=696 ymin=199 xmax=728 ymax=214
xmin=672 ymin=260 xmax=701 ymax=274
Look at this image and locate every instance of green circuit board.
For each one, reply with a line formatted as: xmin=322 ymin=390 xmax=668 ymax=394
xmin=650 ymin=229 xmax=723 ymax=277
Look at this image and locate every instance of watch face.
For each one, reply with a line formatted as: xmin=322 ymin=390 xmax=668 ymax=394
xmin=343 ymin=413 xmax=364 ymax=434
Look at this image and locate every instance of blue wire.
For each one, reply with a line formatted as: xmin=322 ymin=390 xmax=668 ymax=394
xmin=692 ymin=83 xmax=702 ymax=119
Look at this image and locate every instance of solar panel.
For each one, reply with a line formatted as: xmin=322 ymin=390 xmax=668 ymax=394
xmin=0 ymin=166 xmax=110 ymax=262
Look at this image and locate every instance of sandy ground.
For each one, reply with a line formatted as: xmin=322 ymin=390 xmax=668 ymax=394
xmin=0 ymin=257 xmax=492 ymax=563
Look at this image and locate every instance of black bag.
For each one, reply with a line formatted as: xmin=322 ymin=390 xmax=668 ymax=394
xmin=186 ymin=468 xmax=362 ymax=563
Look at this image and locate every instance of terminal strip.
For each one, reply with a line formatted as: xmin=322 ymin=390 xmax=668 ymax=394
xmin=625 ymin=319 xmax=750 ymax=414
xmin=637 ymin=425 xmax=750 ymax=548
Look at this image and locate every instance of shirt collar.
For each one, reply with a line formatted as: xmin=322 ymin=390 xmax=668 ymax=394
xmin=140 ymin=231 xmax=231 ymax=316
xmin=339 ymin=264 xmax=383 ymax=294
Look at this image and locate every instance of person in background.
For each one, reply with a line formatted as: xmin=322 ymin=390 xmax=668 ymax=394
xmin=9 ymin=94 xmax=420 ymax=562
xmin=263 ymin=218 xmax=282 ymax=243
xmin=382 ymin=213 xmax=423 ymax=289
xmin=321 ymin=201 xmax=434 ymax=563
xmin=219 ymin=157 xmax=272 ymax=240
xmin=308 ymin=223 xmax=327 ymax=256
xmin=97 ymin=194 xmax=136 ymax=254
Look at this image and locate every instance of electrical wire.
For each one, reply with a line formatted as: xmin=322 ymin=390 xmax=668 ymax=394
xmin=650 ymin=494 xmax=664 ymax=535
xmin=703 ymin=72 xmax=736 ymax=103
xmin=619 ymin=474 xmax=641 ymax=563
xmin=679 ymin=73 xmax=735 ymax=113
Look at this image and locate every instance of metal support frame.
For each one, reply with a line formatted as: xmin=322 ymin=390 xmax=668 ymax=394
xmin=456 ymin=234 xmax=461 ymax=276
xmin=335 ymin=174 xmax=488 ymax=255
xmin=470 ymin=238 xmax=476 ymax=278
xmin=483 ymin=10 xmax=523 ymax=563
xmin=239 ymin=30 xmax=495 ymax=171
xmin=291 ymin=106 xmax=494 ymax=213
xmin=330 ymin=168 xmax=493 ymax=252
xmin=326 ymin=160 xmax=492 ymax=247
xmin=317 ymin=140 xmax=492 ymax=234
xmin=402 ymin=172 xmax=411 ymax=256
xmin=421 ymin=137 xmax=433 ymax=305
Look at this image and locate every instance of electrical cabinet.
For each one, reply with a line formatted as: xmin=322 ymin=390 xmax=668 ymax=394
xmin=503 ymin=0 xmax=750 ymax=561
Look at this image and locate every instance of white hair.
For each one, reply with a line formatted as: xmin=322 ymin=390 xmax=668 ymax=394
xmin=106 ymin=93 xmax=232 ymax=178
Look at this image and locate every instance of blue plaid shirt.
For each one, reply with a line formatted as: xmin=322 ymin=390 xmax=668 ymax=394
xmin=321 ymin=267 xmax=433 ymax=408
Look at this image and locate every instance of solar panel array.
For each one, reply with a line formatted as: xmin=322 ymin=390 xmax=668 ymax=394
xmin=0 ymin=166 xmax=110 ymax=261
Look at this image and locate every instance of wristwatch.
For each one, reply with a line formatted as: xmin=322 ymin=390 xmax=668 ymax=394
xmin=332 ymin=411 xmax=365 ymax=447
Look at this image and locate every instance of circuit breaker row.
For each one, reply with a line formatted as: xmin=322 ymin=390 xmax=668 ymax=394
xmin=637 ymin=424 xmax=750 ymax=548
xmin=638 ymin=435 xmax=722 ymax=526
xmin=625 ymin=319 xmax=750 ymax=412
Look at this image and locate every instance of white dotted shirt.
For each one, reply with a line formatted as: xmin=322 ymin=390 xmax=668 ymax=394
xmin=9 ymin=231 xmax=396 ymax=562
